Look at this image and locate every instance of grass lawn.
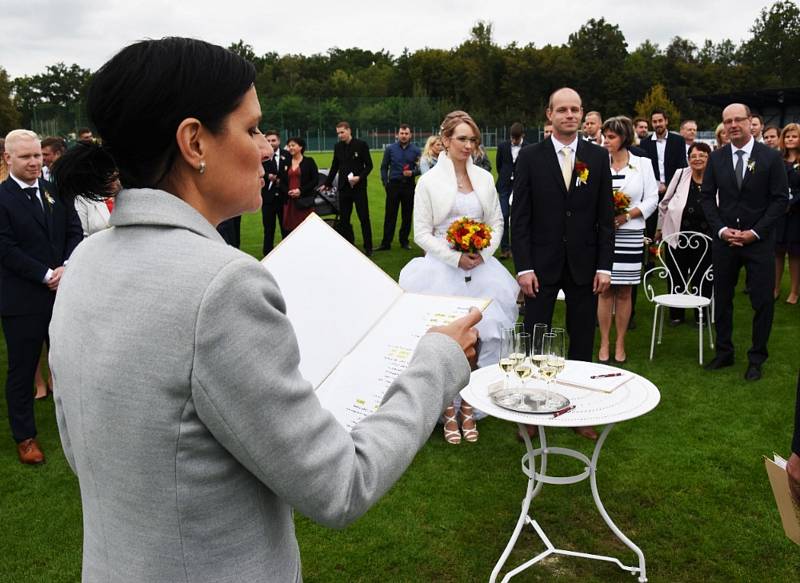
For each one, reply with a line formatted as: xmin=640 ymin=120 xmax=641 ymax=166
xmin=1 ymin=150 xmax=799 ymax=582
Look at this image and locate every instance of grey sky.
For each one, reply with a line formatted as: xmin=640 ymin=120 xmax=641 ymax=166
xmin=0 ymin=0 xmax=776 ymax=78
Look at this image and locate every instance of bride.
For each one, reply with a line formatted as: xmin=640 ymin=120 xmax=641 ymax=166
xmin=400 ymin=111 xmax=519 ymax=444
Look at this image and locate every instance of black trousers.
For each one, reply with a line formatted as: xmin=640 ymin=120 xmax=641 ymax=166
xmin=261 ymin=200 xmax=286 ymax=256
xmin=523 ymin=264 xmax=598 ymax=362
xmin=382 ymin=181 xmax=415 ymax=247
xmin=711 ymin=239 xmax=775 ymax=365
xmin=3 ymin=310 xmax=51 ymax=443
xmin=338 ymin=185 xmax=372 ymax=251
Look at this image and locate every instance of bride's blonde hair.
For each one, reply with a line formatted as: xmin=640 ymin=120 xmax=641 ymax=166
xmin=439 ymin=110 xmax=482 ymax=146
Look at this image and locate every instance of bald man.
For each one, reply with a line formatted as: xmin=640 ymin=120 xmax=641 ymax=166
xmin=700 ymin=104 xmax=789 ymax=381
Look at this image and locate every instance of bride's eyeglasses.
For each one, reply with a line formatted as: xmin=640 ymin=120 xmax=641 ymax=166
xmin=453 ymin=136 xmax=478 ymax=144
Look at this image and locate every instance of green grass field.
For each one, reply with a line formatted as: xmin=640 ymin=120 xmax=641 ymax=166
xmin=1 ymin=150 xmax=799 ymax=582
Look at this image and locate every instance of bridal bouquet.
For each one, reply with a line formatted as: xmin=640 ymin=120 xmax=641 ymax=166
xmin=446 ymin=217 xmax=492 ymax=253
xmin=612 ymin=189 xmax=631 ymax=216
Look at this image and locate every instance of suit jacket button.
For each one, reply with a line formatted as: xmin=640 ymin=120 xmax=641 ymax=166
xmin=562 ymin=236 xmax=568 ymax=242
xmin=566 ymin=211 xmax=572 ymax=217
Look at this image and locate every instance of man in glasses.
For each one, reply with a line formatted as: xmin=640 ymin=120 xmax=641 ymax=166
xmin=700 ymin=103 xmax=789 ymax=381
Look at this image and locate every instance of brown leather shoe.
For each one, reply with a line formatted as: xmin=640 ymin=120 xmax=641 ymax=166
xmin=572 ymin=426 xmax=599 ymax=441
xmin=17 ymin=438 xmax=45 ymax=465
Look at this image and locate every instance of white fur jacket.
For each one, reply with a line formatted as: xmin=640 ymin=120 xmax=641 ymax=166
xmin=412 ymin=152 xmax=503 ymax=267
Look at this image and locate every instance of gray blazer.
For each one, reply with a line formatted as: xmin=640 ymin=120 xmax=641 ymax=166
xmin=50 ymin=189 xmax=470 ymax=583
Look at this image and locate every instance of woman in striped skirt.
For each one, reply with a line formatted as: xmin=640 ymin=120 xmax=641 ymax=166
xmin=597 ymin=116 xmax=659 ymax=364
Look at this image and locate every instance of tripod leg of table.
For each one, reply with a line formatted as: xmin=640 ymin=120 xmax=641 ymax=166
xmin=590 ymin=424 xmax=647 ymax=582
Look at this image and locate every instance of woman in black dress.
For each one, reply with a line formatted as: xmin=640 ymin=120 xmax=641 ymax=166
xmin=775 ymin=123 xmax=800 ymax=304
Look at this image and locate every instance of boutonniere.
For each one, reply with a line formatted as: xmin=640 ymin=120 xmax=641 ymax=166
xmin=43 ymin=190 xmax=55 ymax=208
xmin=574 ymin=160 xmax=589 ymax=187
xmin=746 ymin=159 xmax=756 ymax=173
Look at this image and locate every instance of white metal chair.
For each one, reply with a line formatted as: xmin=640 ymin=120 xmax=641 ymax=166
xmin=643 ymin=231 xmax=714 ymax=364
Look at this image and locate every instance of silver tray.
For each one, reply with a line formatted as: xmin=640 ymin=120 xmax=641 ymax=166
xmin=490 ymin=388 xmax=570 ymax=414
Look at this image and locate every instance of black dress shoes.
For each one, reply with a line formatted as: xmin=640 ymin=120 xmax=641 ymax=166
xmin=744 ymin=363 xmax=762 ymax=381
xmin=704 ymin=355 xmax=734 ymax=370
xmin=375 ymin=245 xmax=391 ymax=252
xmin=400 ymin=243 xmax=412 ymax=250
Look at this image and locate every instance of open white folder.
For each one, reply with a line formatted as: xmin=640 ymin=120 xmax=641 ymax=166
xmin=262 ymin=214 xmax=490 ymax=431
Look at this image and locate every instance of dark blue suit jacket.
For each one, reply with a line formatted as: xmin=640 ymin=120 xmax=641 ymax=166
xmin=511 ymin=137 xmax=614 ymax=286
xmin=495 ymin=139 xmax=531 ymax=194
xmin=700 ymin=141 xmax=789 ymax=242
xmin=640 ymin=131 xmax=687 ymax=185
xmin=0 ymin=176 xmax=83 ymax=315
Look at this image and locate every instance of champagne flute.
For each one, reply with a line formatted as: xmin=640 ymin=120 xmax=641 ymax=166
xmin=540 ymin=332 xmax=558 ymax=388
xmin=498 ymin=327 xmax=517 ymax=392
xmin=530 ymin=323 xmax=548 ymax=377
xmin=550 ymin=327 xmax=566 ymax=375
xmin=514 ymin=332 xmax=533 ymax=388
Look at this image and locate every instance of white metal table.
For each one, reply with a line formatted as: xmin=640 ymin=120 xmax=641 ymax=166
xmin=461 ymin=361 xmax=660 ymax=582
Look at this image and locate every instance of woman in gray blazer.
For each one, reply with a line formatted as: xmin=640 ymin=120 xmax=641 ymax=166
xmin=48 ymin=38 xmax=480 ymax=583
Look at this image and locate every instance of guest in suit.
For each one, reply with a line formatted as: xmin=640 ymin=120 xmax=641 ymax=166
xmin=641 ymin=108 xmax=688 ymax=242
xmin=323 ymin=121 xmax=373 ymax=255
xmin=48 ymin=37 xmax=480 ymax=582
xmin=656 ymin=142 xmax=714 ymax=325
xmin=582 ymin=111 xmax=604 ymax=145
xmin=512 ymin=87 xmax=614 ymax=441
xmin=596 ymin=116 xmax=658 ymax=364
xmin=261 ymin=129 xmax=289 ymax=255
xmin=700 ymin=103 xmax=789 ymax=381
xmin=633 ymin=117 xmax=649 ymax=145
xmin=281 ymin=136 xmax=319 ymax=233
xmin=0 ymin=129 xmax=83 ymax=464
xmin=495 ymin=122 xmax=530 ymax=259
xmin=418 ymin=135 xmax=442 ymax=174
xmin=774 ymin=123 xmax=800 ymax=304
xmin=763 ymin=125 xmax=781 ymax=150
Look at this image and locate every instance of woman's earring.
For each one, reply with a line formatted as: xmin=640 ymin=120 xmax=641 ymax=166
xmin=199 ymin=161 xmax=206 ymax=175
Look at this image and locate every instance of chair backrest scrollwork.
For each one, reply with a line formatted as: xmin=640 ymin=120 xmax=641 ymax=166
xmin=643 ymin=231 xmax=713 ymax=301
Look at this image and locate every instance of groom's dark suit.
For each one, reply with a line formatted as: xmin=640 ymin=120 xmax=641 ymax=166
xmin=261 ymin=148 xmax=290 ymax=255
xmin=0 ymin=176 xmax=82 ymax=442
xmin=700 ymin=140 xmax=788 ymax=365
xmin=511 ymin=137 xmax=614 ymax=361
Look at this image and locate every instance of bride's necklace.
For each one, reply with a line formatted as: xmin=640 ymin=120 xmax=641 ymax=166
xmin=456 ymin=172 xmax=469 ymax=190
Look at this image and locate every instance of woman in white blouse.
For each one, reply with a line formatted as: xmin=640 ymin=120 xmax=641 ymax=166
xmin=597 ymin=116 xmax=658 ymax=364
xmin=399 ymin=111 xmax=519 ymax=444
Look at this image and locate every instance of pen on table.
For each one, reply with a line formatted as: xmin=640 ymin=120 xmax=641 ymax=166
xmin=552 ymin=405 xmax=576 ymax=418
xmin=590 ymin=372 xmax=623 ymax=379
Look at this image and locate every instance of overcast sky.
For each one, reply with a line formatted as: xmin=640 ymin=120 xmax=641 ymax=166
xmin=0 ymin=0 xmax=777 ymax=78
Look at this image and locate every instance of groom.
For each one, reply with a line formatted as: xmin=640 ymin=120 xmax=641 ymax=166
xmin=511 ymin=87 xmax=614 ymax=439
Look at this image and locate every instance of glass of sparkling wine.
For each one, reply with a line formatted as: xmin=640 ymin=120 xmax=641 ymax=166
xmin=540 ymin=332 xmax=559 ymax=388
xmin=550 ymin=327 xmax=567 ymax=376
xmin=499 ymin=327 xmax=517 ymax=392
xmin=514 ymin=332 xmax=533 ymax=388
xmin=530 ymin=323 xmax=548 ymax=378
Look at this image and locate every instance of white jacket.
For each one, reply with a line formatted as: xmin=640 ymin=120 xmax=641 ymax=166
xmin=74 ymin=196 xmax=112 ymax=237
xmin=413 ymin=152 xmax=503 ymax=267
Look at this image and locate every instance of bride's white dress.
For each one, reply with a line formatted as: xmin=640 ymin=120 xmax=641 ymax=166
xmin=399 ymin=190 xmax=519 ymax=370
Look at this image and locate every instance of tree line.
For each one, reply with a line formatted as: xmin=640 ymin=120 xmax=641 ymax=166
xmin=1 ymin=1 xmax=799 ymax=137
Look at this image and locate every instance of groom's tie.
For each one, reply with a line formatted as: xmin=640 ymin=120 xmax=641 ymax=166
xmin=560 ymin=147 xmax=572 ymax=189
